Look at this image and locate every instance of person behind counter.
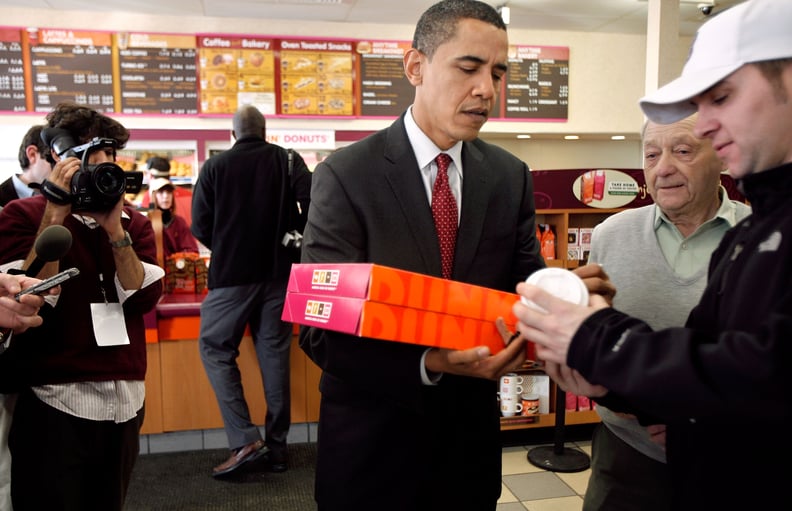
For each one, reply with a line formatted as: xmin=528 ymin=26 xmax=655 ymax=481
xmin=149 ymin=177 xmax=199 ymax=259
xmin=136 ymin=156 xmax=193 ymax=226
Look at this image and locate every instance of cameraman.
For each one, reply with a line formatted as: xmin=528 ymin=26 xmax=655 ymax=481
xmin=0 ymin=102 xmax=163 ymax=510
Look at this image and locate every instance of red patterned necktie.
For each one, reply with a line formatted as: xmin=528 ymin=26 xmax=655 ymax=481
xmin=432 ymin=153 xmax=457 ymax=279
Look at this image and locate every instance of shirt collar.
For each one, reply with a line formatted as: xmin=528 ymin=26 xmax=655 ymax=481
xmin=11 ymin=174 xmax=35 ymax=200
xmin=403 ymin=107 xmax=463 ymax=172
xmin=653 ymin=185 xmax=742 ymax=230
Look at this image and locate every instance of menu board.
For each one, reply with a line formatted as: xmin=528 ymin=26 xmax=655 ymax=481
xmin=117 ymin=32 xmax=198 ymax=115
xmin=0 ymin=28 xmax=26 ymax=112
xmin=279 ymin=39 xmax=354 ymax=116
xmin=197 ymin=35 xmax=276 ymax=115
xmin=358 ymin=40 xmax=412 ymax=117
xmin=504 ymin=45 xmax=569 ymax=120
xmin=26 ymin=28 xmax=114 ymax=113
xmin=0 ymin=25 xmax=570 ymax=123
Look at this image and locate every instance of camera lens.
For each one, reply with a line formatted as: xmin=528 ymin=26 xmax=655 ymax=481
xmin=92 ymin=163 xmax=126 ymax=196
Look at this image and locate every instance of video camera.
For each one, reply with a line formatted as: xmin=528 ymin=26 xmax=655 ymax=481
xmin=41 ymin=127 xmax=143 ymax=212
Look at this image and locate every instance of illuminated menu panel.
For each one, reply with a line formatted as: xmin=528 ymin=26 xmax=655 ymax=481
xmin=1 ymin=25 xmax=570 ymax=123
xmin=117 ymin=32 xmax=198 ymax=114
xmin=26 ymin=28 xmax=114 ymax=113
xmin=197 ymin=35 xmax=276 ymax=115
xmin=358 ymin=40 xmax=412 ymax=117
xmin=279 ymin=39 xmax=354 ymax=116
xmin=0 ymin=28 xmax=26 ymax=112
xmin=505 ymin=45 xmax=569 ymax=120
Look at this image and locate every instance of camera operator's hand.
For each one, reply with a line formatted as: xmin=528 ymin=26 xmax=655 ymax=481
xmin=39 ymin=155 xmax=79 ymax=218
xmin=89 ymin=195 xmax=125 ymax=238
xmin=49 ymin=156 xmax=80 ymax=191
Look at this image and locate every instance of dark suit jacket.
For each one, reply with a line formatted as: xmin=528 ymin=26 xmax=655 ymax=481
xmin=300 ymin=115 xmax=544 ymax=510
xmin=0 ymin=177 xmax=20 ymax=207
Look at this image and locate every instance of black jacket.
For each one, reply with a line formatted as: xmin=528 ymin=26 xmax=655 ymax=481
xmin=570 ymin=163 xmax=792 ymax=509
xmin=0 ymin=177 xmax=20 ymax=207
xmin=191 ymin=137 xmax=311 ymax=289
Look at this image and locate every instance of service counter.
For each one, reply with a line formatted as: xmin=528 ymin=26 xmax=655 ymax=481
xmin=140 ymin=293 xmax=322 ymax=435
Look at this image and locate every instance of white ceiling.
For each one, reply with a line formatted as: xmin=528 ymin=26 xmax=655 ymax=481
xmin=0 ymin=0 xmax=740 ymax=36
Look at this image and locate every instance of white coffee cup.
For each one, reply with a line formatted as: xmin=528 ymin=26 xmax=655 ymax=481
xmin=500 ymin=395 xmax=523 ymax=417
xmin=521 ymin=267 xmax=589 ymax=312
xmin=499 ymin=373 xmax=524 ymax=398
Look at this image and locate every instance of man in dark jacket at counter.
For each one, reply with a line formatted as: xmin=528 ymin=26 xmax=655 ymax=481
xmin=513 ymin=0 xmax=792 ymax=509
xmin=192 ymin=105 xmax=312 ymax=477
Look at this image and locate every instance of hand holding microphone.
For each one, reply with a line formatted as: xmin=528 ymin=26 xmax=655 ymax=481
xmin=24 ymin=224 xmax=73 ymax=277
xmin=1 ymin=225 xmax=76 ymax=349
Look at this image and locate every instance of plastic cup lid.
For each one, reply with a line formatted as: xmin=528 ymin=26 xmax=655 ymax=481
xmin=521 ymin=267 xmax=589 ymax=312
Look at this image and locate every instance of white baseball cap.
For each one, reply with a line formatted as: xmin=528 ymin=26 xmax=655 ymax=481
xmin=149 ymin=178 xmax=175 ymax=193
xmin=640 ymin=0 xmax=792 ymax=124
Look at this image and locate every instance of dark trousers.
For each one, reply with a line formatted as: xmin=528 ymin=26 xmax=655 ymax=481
xmin=9 ymin=389 xmax=143 ymax=511
xmin=199 ymin=280 xmax=292 ymax=451
xmin=583 ymin=423 xmax=673 ymax=511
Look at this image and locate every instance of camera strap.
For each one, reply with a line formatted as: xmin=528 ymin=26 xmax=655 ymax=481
xmin=39 ymin=179 xmax=72 ymax=206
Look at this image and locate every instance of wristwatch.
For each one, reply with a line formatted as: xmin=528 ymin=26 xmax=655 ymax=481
xmin=110 ymin=230 xmax=132 ymax=248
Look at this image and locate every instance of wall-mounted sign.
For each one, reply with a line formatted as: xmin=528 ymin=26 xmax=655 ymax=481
xmin=266 ymin=129 xmax=335 ymax=150
xmin=505 ymin=45 xmax=569 ymax=120
xmin=279 ymin=39 xmax=355 ymax=116
xmin=26 ymin=28 xmax=114 ymax=113
xmin=117 ymin=32 xmax=198 ymax=115
xmin=197 ymin=35 xmax=276 ymax=115
xmin=0 ymin=28 xmax=26 ymax=112
xmin=358 ymin=40 xmax=412 ymax=117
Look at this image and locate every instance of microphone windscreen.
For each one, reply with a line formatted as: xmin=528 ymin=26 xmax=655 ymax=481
xmin=34 ymin=225 xmax=73 ymax=262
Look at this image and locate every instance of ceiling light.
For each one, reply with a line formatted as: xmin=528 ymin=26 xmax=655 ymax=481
xmin=564 ymin=135 xmax=579 ymax=140
xmin=497 ymin=5 xmax=510 ymax=25
xmin=516 ymin=134 xmax=531 ymax=139
xmin=611 ymin=135 xmax=626 ymax=140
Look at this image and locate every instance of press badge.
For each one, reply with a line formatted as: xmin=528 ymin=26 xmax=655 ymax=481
xmin=90 ymin=302 xmax=130 ymax=346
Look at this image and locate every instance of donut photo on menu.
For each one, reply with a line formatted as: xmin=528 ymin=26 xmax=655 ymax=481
xmin=212 ymin=73 xmax=228 ymax=89
xmin=249 ymin=52 xmax=264 ymax=67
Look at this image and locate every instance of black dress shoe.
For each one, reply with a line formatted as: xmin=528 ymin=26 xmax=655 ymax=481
xmin=266 ymin=447 xmax=288 ymax=473
xmin=212 ymin=439 xmax=269 ymax=478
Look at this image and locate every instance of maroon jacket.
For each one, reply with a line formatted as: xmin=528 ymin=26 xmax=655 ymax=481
xmin=0 ymin=196 xmax=162 ymax=387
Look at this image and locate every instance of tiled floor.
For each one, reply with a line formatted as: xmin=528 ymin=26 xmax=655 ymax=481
xmin=499 ymin=441 xmax=592 ymax=511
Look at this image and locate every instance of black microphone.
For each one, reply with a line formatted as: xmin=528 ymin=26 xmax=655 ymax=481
xmin=24 ymin=225 xmax=73 ymax=277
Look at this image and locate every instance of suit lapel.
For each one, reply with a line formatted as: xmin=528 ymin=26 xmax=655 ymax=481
xmin=382 ymin=117 xmax=444 ymax=276
xmin=455 ymin=142 xmax=490 ymax=278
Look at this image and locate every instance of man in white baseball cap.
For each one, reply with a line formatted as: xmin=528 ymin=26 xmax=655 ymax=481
xmin=640 ymin=0 xmax=792 ymax=125
xmin=512 ymin=0 xmax=792 ymax=508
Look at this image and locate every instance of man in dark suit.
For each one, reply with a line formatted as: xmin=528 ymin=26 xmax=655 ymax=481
xmin=299 ymin=1 xmax=544 ymax=509
xmin=0 ymin=125 xmax=52 ymax=207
